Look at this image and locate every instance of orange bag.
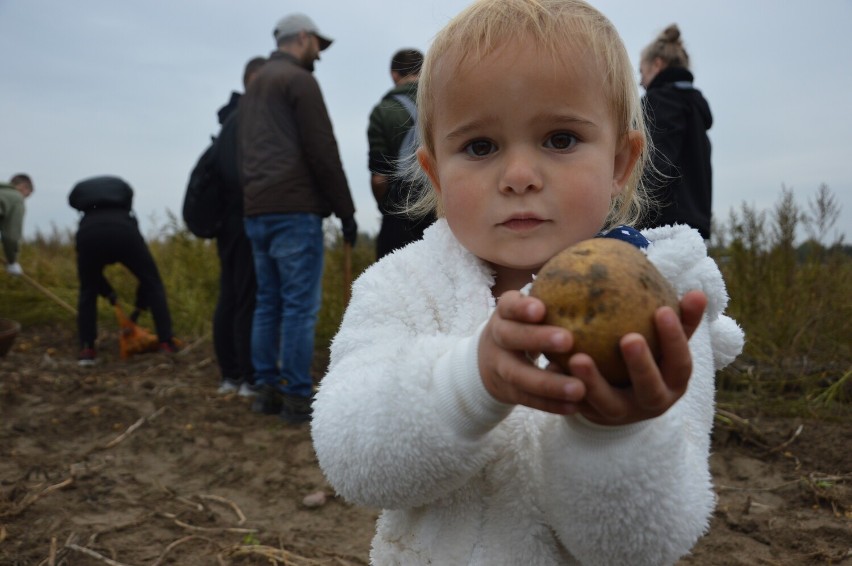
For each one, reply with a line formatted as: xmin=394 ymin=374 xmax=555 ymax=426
xmin=115 ymin=304 xmax=160 ymax=359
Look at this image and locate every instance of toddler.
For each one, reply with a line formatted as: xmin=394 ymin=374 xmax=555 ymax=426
xmin=312 ymin=1 xmax=743 ymax=564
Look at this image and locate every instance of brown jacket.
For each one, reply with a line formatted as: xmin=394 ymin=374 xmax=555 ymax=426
xmin=238 ymin=51 xmax=355 ymax=219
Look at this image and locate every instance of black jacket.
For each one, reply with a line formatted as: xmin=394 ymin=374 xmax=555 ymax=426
xmin=640 ymin=67 xmax=713 ymax=239
xmin=215 ymin=96 xmax=243 ymax=217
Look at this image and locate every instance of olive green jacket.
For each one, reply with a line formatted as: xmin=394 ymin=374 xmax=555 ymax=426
xmin=367 ymin=82 xmax=418 ymax=178
xmin=0 ymin=183 xmax=25 ymax=264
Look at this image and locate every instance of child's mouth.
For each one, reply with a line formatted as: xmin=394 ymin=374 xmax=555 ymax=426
xmin=501 ymin=217 xmax=544 ymax=230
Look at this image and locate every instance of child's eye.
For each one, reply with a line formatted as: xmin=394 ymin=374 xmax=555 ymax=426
xmin=545 ymin=133 xmax=578 ymax=151
xmin=464 ymin=139 xmax=495 ymax=157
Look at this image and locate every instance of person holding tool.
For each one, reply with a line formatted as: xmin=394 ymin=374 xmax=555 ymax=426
xmin=0 ymin=173 xmax=34 ymax=276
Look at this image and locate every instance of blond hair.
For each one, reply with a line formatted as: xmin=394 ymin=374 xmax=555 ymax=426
xmin=406 ymin=0 xmax=650 ymax=228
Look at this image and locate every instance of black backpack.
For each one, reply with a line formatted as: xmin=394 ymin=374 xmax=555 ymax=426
xmin=69 ymin=175 xmax=134 ymax=212
xmin=182 ymin=137 xmax=226 ymax=239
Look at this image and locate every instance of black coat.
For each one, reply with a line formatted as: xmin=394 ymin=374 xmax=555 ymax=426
xmin=640 ymin=67 xmax=713 ymax=239
xmin=214 ymin=103 xmax=243 ymax=217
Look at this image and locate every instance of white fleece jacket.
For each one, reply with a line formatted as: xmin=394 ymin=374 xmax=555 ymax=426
xmin=312 ymin=220 xmax=743 ymax=566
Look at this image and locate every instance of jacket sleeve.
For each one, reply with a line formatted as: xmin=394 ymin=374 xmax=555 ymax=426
xmin=0 ymin=194 xmax=25 ymax=264
xmin=291 ymin=73 xmax=356 ymax=219
xmin=367 ymin=102 xmax=394 ymax=178
xmin=535 ymin=225 xmax=744 ymax=566
xmin=312 ymin=244 xmax=513 ymax=510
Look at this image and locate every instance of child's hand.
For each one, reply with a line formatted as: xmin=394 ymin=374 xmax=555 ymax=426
xmin=566 ymin=290 xmax=708 ymax=426
xmin=479 ymin=291 xmax=586 ymax=414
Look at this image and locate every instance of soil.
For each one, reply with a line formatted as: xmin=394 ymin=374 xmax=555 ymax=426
xmin=1 ymin=325 xmax=850 ymax=566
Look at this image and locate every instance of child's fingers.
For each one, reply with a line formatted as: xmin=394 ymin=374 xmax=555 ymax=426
xmin=527 ymin=294 xmax=703 ymax=423
xmin=653 ymin=307 xmax=692 ymax=393
xmin=678 ymin=290 xmax=707 ymax=339
xmin=569 ymin=338 xmax=679 ymax=424
xmin=620 ymin=333 xmax=680 ymax=413
xmin=507 ymin=371 xmax=585 ymax=414
xmin=491 ymin=291 xmax=574 ymax=355
xmin=567 ymin=354 xmax=632 ymax=422
xmin=506 ymin=367 xmax=586 ymax=409
xmin=495 ymin=290 xmax=547 ymax=323
xmin=484 ymin=349 xmax=586 ymax=407
xmin=494 ymin=321 xmax=572 ymax=356
xmin=488 ymin=313 xmax=572 ymax=356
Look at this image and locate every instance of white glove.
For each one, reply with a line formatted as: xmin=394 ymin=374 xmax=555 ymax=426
xmin=5 ymin=262 xmax=23 ymax=276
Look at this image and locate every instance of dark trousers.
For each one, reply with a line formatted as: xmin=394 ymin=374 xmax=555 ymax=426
xmin=213 ymin=214 xmax=256 ymax=382
xmin=376 ymin=213 xmax=434 ymax=260
xmin=75 ymin=216 xmax=173 ymax=348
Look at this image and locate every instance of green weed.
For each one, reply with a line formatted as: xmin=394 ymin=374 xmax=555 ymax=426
xmin=0 ymin=216 xmax=375 ymax=355
xmin=712 ymin=184 xmax=851 ymax=417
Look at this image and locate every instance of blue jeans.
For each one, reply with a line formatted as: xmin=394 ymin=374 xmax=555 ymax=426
xmin=244 ymin=213 xmax=324 ymax=398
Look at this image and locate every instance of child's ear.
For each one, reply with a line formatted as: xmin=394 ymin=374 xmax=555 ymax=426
xmin=612 ymin=130 xmax=644 ymax=197
xmin=417 ymin=147 xmax=441 ymax=194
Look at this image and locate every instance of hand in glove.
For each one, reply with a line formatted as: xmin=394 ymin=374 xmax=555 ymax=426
xmin=5 ymin=262 xmax=23 ymax=276
xmin=341 ymin=216 xmax=358 ymax=246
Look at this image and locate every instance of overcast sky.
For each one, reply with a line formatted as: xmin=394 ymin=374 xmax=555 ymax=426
xmin=2 ymin=0 xmax=850 ymax=245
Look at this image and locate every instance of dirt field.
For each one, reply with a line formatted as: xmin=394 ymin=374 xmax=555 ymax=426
xmin=1 ymin=325 xmax=850 ymax=566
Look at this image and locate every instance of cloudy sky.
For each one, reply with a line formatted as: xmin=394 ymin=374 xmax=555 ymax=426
xmin=2 ymin=0 xmax=850 ymax=245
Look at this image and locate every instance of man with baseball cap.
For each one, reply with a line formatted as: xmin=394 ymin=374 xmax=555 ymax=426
xmin=274 ymin=13 xmax=333 ymax=52
xmin=239 ymin=13 xmax=357 ymax=424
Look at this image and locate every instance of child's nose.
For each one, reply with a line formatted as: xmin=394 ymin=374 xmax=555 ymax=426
xmin=500 ymin=148 xmax=543 ymax=194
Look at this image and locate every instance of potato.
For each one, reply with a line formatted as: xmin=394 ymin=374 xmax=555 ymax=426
xmin=530 ymin=238 xmax=680 ymax=387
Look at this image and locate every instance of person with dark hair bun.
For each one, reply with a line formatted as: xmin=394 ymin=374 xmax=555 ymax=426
xmin=638 ymin=24 xmax=714 ymax=240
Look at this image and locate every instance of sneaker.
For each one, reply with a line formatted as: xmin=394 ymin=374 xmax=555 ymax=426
xmin=78 ymin=348 xmax=96 ymax=367
xmin=238 ymin=382 xmax=258 ymax=398
xmin=217 ymin=378 xmax=241 ymax=395
xmin=250 ymin=385 xmax=283 ymax=415
xmin=280 ymin=394 xmax=313 ymax=424
xmin=159 ymin=340 xmax=180 ymax=354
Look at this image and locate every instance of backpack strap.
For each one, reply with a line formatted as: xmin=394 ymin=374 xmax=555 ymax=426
xmin=391 ymin=93 xmax=417 ymax=121
xmin=389 ymin=94 xmax=419 ymax=176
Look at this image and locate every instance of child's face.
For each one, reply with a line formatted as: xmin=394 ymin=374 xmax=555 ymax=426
xmin=419 ymin=38 xmax=640 ymax=288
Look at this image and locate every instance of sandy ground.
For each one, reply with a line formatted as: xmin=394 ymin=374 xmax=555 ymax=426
xmin=1 ymin=325 xmax=850 ymax=566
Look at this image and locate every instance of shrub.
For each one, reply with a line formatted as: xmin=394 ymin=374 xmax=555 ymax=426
xmin=713 ymin=184 xmax=851 ymax=413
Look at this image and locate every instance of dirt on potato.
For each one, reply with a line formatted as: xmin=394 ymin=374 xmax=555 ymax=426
xmin=1 ymin=325 xmax=850 ymax=565
xmin=531 ymin=238 xmax=679 ymax=386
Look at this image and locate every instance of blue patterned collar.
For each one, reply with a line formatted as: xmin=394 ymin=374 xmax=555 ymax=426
xmin=596 ymin=225 xmax=649 ymax=249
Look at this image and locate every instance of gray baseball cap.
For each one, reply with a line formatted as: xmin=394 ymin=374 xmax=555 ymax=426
xmin=273 ymin=14 xmax=333 ymax=50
